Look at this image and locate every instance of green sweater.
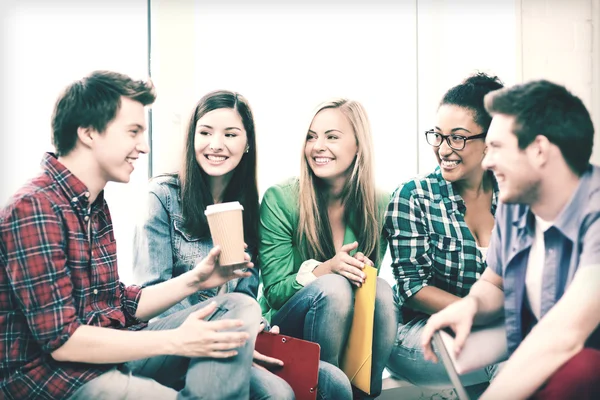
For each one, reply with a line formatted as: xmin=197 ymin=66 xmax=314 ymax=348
xmin=258 ymin=178 xmax=390 ymax=321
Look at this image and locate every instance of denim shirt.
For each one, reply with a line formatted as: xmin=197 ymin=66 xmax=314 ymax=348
xmin=132 ymin=174 xmax=259 ymax=319
xmin=487 ymin=165 xmax=600 ymax=355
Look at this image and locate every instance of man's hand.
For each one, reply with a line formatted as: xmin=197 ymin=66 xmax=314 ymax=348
xmin=421 ymin=296 xmax=479 ymax=363
xmin=172 ymin=302 xmax=249 ymax=358
xmin=190 ymin=245 xmax=253 ymax=291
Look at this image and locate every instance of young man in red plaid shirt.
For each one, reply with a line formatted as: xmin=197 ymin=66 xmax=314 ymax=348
xmin=0 ymin=71 xmax=265 ymax=399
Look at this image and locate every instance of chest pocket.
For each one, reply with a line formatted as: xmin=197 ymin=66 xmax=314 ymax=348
xmin=429 ymin=233 xmax=462 ymax=279
xmin=172 ymin=218 xmax=207 ymax=264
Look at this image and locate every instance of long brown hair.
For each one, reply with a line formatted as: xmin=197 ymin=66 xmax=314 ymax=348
xmin=179 ymin=90 xmax=259 ymax=248
xmin=297 ymin=98 xmax=382 ymax=265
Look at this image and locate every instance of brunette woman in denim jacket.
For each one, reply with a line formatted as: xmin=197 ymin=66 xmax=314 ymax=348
xmin=132 ymin=91 xmax=294 ymax=400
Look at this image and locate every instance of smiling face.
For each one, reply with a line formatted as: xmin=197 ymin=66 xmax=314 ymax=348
xmin=482 ymin=114 xmax=541 ymax=204
xmin=432 ymin=104 xmax=488 ymax=184
xmin=304 ymin=107 xmax=358 ymax=186
xmin=92 ymin=96 xmax=149 ymax=184
xmin=194 ymin=108 xmax=248 ymax=180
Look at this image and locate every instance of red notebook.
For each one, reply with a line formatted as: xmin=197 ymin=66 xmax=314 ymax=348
xmin=255 ymin=331 xmax=320 ymax=400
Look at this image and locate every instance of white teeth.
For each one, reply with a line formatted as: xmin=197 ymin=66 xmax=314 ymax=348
xmin=314 ymin=157 xmax=332 ymax=164
xmin=441 ymin=160 xmax=460 ymax=167
xmin=207 ymin=155 xmax=227 ymax=162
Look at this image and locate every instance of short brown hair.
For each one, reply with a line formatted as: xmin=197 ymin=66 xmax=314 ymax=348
xmin=51 ymin=70 xmax=156 ymax=156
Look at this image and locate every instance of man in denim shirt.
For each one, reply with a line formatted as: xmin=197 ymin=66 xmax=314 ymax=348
xmin=422 ymin=80 xmax=600 ymax=399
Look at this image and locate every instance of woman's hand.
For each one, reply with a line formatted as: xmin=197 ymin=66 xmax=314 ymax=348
xmin=353 ymin=251 xmax=374 ymax=268
xmin=314 ymin=241 xmax=366 ymax=287
xmin=253 ymin=324 xmax=284 ymax=371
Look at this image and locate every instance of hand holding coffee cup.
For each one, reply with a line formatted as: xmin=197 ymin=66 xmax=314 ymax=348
xmin=192 ymin=245 xmax=253 ymax=291
xmin=204 ymin=201 xmax=246 ymax=266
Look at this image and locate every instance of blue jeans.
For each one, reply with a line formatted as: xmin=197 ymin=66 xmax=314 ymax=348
xmin=387 ymin=315 xmax=501 ymax=394
xmin=272 ymin=274 xmax=399 ymax=398
xmin=69 ymin=293 xmax=294 ymax=400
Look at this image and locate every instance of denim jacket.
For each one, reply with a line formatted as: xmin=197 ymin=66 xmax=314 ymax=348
xmin=132 ymin=174 xmax=259 ymax=319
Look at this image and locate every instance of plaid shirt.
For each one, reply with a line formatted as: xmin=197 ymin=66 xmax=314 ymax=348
xmin=384 ymin=167 xmax=498 ymax=317
xmin=0 ymin=153 xmax=145 ymax=400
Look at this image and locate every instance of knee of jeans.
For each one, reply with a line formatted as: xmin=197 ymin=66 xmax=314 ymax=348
xmin=221 ymin=292 xmax=261 ymax=325
xmin=313 ymin=275 xmax=353 ymax=312
xmin=375 ymin=278 xmax=398 ymax=319
xmin=318 ymin=361 xmax=352 ymax=399
xmin=272 ymin=379 xmax=295 ymax=400
xmin=395 ymin=318 xmax=428 ymax=354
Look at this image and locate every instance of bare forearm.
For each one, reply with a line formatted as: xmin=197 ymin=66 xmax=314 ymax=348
xmin=136 ymin=271 xmax=198 ymax=320
xmin=468 ymin=277 xmax=504 ymax=325
xmin=51 ymin=325 xmax=174 ymax=364
xmin=406 ymin=286 xmax=461 ymax=315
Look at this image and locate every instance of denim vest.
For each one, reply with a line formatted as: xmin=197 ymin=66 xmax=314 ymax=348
xmin=132 ymin=174 xmax=258 ymax=319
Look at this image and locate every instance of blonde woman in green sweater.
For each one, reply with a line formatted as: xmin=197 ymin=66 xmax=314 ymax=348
xmin=259 ymin=98 xmax=398 ymax=399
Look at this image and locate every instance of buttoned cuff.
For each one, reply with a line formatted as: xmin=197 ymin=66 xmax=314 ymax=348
xmin=296 ymin=259 xmax=321 ymax=287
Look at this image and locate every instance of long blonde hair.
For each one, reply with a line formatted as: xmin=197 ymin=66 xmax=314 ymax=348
xmin=297 ymin=98 xmax=382 ymax=265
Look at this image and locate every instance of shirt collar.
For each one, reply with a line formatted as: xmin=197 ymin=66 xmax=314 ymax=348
xmin=435 ymin=167 xmax=499 ymax=214
xmin=435 ymin=167 xmax=463 ymax=205
xmin=513 ymin=165 xmax=594 ymax=243
xmin=41 ymin=152 xmax=104 ymax=209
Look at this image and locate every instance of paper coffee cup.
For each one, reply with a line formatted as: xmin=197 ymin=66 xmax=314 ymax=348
xmin=204 ymin=201 xmax=245 ymax=266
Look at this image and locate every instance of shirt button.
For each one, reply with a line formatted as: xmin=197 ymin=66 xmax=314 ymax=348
xmin=84 ymin=192 xmax=90 ymax=198
xmin=72 ymin=197 xmax=78 ymax=203
xmin=84 ymin=215 xmax=89 ymax=222
xmin=93 ymin=289 xmax=98 ymax=295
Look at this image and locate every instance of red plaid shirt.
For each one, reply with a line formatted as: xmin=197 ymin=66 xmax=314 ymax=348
xmin=0 ymin=153 xmax=146 ymax=400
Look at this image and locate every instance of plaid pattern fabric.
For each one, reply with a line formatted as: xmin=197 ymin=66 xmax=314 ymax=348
xmin=0 ymin=153 xmax=145 ymax=400
xmin=384 ymin=167 xmax=498 ymax=310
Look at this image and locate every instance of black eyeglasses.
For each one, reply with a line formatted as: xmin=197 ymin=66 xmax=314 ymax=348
xmin=424 ymin=130 xmax=487 ymax=151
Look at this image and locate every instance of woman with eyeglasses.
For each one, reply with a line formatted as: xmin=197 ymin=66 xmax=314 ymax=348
xmin=384 ymin=73 xmax=504 ymax=394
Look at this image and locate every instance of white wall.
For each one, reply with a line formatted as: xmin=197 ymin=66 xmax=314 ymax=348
xmin=0 ymin=0 xmax=148 ymax=283
xmin=416 ymin=0 xmax=518 ymax=173
xmin=519 ymin=0 xmax=600 ymax=165
xmin=150 ymin=0 xmax=419 ymax=196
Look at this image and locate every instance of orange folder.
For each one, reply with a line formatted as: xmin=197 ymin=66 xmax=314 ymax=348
xmin=255 ymin=331 xmax=320 ymax=400
xmin=340 ymin=265 xmax=377 ymax=394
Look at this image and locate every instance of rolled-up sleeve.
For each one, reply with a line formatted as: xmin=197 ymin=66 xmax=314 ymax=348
xmin=384 ymin=185 xmax=433 ymax=306
xmin=2 ymin=196 xmax=82 ymax=353
xmin=119 ymin=282 xmax=144 ymax=324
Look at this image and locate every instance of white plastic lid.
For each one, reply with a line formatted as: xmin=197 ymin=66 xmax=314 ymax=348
xmin=204 ymin=201 xmax=244 ymax=215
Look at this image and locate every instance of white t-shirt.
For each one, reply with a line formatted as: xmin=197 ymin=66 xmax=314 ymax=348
xmin=525 ymin=215 xmax=553 ymax=320
xmin=477 ymin=246 xmax=488 ymax=262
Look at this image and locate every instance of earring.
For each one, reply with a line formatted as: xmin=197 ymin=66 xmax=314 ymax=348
xmin=244 ymin=144 xmax=250 ymax=153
